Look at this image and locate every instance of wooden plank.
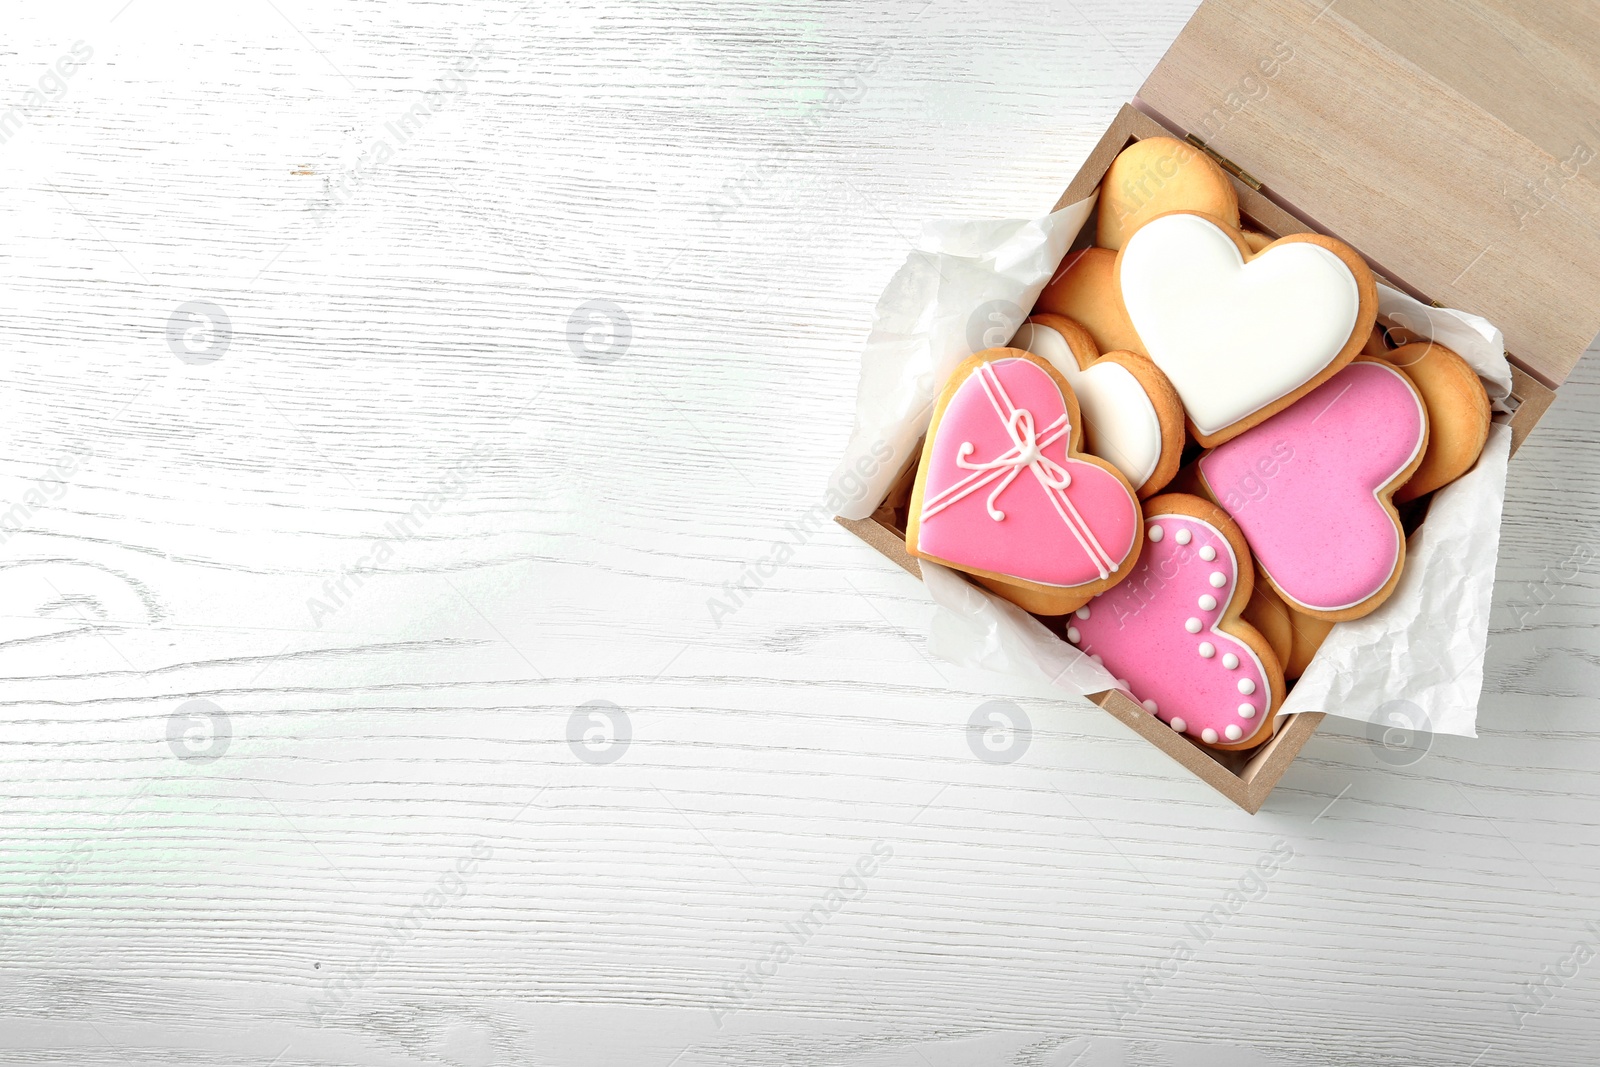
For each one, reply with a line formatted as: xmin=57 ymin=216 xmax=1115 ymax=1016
xmin=1508 ymin=368 xmax=1558 ymax=455
xmin=1140 ymin=0 xmax=1600 ymax=386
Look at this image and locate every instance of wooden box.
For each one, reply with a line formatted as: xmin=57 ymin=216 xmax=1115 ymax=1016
xmin=838 ymin=0 xmax=1596 ymax=812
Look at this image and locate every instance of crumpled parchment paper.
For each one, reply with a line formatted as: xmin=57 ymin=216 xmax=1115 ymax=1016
xmin=832 ymin=200 xmax=1511 ymax=737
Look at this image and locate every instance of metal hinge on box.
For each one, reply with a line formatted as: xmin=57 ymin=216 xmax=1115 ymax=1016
xmin=1184 ymin=134 xmax=1262 ymax=191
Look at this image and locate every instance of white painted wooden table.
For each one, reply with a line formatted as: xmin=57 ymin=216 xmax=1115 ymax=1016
xmin=3 ymin=2 xmax=1599 ymax=1064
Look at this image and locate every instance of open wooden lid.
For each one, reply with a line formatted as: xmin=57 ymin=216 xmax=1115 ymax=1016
xmin=1139 ymin=0 xmax=1600 ymax=385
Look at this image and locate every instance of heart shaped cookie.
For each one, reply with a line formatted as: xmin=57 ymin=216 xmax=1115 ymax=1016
xmin=1197 ymin=358 xmax=1429 ymax=621
xmin=1009 ymin=313 xmax=1183 ymax=498
xmin=1117 ymin=211 xmax=1378 ymax=447
xmin=1068 ymin=493 xmax=1284 ymax=750
xmin=1241 ymin=577 xmax=1293 ymax=668
xmin=1095 ymin=137 xmax=1240 ymax=251
xmin=1034 ymin=247 xmax=1147 ymax=358
xmin=1284 ymin=607 xmax=1335 ymax=680
xmin=1369 ymin=335 xmax=1490 ymax=502
xmin=907 ymin=350 xmax=1142 ymax=615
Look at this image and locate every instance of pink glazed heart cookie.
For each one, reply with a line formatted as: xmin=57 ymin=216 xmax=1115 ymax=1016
xmin=1197 ymin=358 xmax=1429 ymax=622
xmin=907 ymin=349 xmax=1142 ymax=616
xmin=1068 ymin=494 xmax=1284 ymax=750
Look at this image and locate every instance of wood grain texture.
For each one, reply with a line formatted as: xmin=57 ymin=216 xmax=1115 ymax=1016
xmin=1 ymin=1 xmax=1599 ymax=1065
xmin=1139 ymin=0 xmax=1600 ymax=386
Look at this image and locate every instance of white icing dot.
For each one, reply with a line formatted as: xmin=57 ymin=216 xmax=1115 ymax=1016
xmin=1198 ymin=594 xmax=1217 ymax=611
xmin=1076 ymin=606 xmax=1091 ymax=620
xmin=1170 ymin=717 xmax=1187 ymax=734
xmin=1209 ymin=572 xmax=1227 ymax=588
xmin=1199 ymin=546 xmax=1216 ymax=561
xmin=1238 ymin=678 xmax=1256 ymax=695
xmin=1090 ymin=654 xmax=1102 ymax=664
xmin=1198 ymin=642 xmax=1215 ymax=658
xmin=1238 ymin=703 xmax=1256 ymax=718
xmin=1117 ymin=678 xmax=1130 ymax=689
xmin=1142 ymin=699 xmax=1158 ymax=713
xmin=1067 ymin=627 xmax=1081 ymax=644
xmin=1222 ymin=653 xmax=1239 ymax=669
xmin=1184 ymin=617 xmax=1202 ymax=633
xmin=1201 ymin=728 xmax=1219 ymax=744
xmin=1225 ymin=724 xmax=1243 ymax=741
xmin=1147 ymin=524 xmax=1164 ymax=542
xmin=1174 ymin=529 xmax=1191 ymax=545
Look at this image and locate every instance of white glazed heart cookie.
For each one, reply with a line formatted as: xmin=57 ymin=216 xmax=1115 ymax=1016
xmin=1008 ymin=313 xmax=1183 ymax=498
xmin=1115 ymin=211 xmax=1378 ymax=447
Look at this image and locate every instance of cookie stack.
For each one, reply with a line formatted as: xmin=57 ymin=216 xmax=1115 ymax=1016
xmin=906 ymin=138 xmax=1491 ymax=751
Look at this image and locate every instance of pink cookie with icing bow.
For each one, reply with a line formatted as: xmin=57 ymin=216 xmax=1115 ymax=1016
xmin=908 ymin=349 xmax=1143 ymax=616
xmin=1069 ymin=494 xmax=1284 ymax=750
xmin=1198 ymin=358 xmax=1428 ymax=622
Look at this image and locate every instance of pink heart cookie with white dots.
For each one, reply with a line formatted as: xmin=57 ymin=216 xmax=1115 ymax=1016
xmin=1068 ymin=494 xmax=1285 ymax=750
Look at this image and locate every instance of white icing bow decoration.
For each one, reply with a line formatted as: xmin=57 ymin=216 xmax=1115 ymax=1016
xmin=947 ymin=406 xmax=1073 ymax=521
xmin=922 ymin=362 xmax=1076 ymax=524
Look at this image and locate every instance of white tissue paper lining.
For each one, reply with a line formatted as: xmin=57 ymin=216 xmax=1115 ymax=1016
xmin=831 ymin=196 xmax=1512 ymax=738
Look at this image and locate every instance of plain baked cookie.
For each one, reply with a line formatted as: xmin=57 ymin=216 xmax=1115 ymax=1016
xmin=1095 ymin=137 xmax=1240 ymax=251
xmin=1374 ymin=339 xmax=1491 ymax=501
xmin=1008 ymin=313 xmax=1184 ymax=498
xmin=1196 ymin=357 xmax=1429 ymax=622
xmin=1241 ymin=571 xmax=1333 ymax=678
xmin=1115 ymin=210 xmax=1379 ymax=447
xmin=1284 ymin=608 xmax=1336 ymax=680
xmin=1240 ymin=229 xmax=1274 ymax=253
xmin=1033 ymin=247 xmax=1147 ymax=357
xmin=1241 ymin=578 xmax=1293 ymax=668
xmin=907 ymin=349 xmax=1143 ymax=616
xmin=1068 ymin=493 xmax=1285 ymax=750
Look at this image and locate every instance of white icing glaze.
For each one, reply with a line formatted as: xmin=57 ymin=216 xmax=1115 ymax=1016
xmin=1198 ymin=594 xmax=1217 ymax=611
xmin=1010 ymin=323 xmax=1164 ymax=487
xmin=1222 ymin=653 xmax=1239 ymax=670
xmin=1170 ymin=717 xmax=1187 ymax=733
xmin=1119 ymin=213 xmax=1361 ymax=436
xmin=1148 ymin=523 xmax=1164 ymax=542
xmin=1198 ymin=642 xmax=1215 ymax=658
xmin=1174 ymin=529 xmax=1191 ymax=545
xmin=1209 ymin=572 xmax=1227 ymax=588
xmin=1199 ymin=546 xmax=1216 ymax=561
xmin=1238 ymin=678 xmax=1256 ymax=695
xmin=1184 ymin=617 xmax=1201 ymax=633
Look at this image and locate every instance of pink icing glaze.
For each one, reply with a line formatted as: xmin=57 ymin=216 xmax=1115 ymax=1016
xmin=1070 ymin=512 xmax=1273 ymax=745
xmin=1198 ymin=361 xmax=1425 ymax=612
xmin=918 ymin=357 xmax=1139 ymax=588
